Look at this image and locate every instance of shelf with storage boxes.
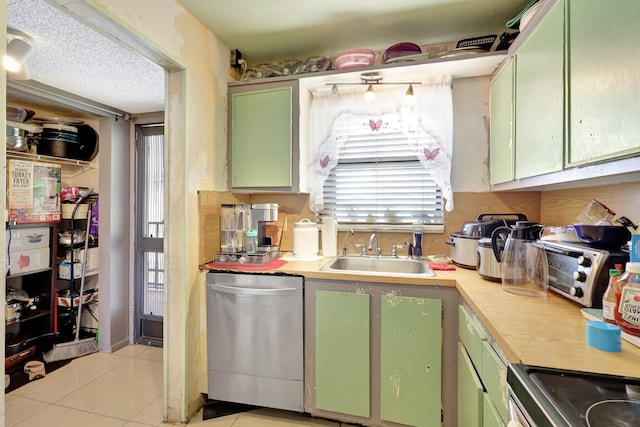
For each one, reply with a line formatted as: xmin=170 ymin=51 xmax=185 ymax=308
xmin=56 ymin=192 xmax=99 ymax=339
xmin=5 ymin=222 xmax=58 ymax=370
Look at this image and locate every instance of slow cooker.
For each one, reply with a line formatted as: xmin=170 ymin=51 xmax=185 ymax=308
xmin=446 ymin=213 xmax=527 ymax=269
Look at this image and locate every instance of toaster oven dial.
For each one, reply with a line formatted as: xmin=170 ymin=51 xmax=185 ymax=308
xmin=573 ymin=270 xmax=587 ymax=282
xmin=570 ymin=286 xmax=584 ymax=298
xmin=577 ymin=256 xmax=592 ymax=267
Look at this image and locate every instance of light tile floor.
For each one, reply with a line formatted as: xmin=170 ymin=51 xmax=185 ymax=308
xmin=5 ymin=344 xmax=357 ymax=427
xmin=6 ymin=344 xmax=163 ymax=427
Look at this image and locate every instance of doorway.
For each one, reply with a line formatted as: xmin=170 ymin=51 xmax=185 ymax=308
xmin=134 ymin=123 xmax=165 ymax=347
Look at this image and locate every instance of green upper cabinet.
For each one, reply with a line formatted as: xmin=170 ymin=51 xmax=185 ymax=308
xmin=514 ymin=0 xmax=565 ymax=179
xmin=380 ymin=295 xmax=442 ymax=427
xmin=315 ymin=290 xmax=370 ymax=418
xmin=489 ymin=58 xmax=515 ymax=185
xmin=568 ymin=0 xmax=640 ymax=165
xmin=228 ymin=80 xmax=300 ymax=191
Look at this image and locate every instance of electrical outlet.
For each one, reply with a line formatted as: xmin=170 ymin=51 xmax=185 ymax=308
xmin=230 ymin=49 xmax=243 ymax=68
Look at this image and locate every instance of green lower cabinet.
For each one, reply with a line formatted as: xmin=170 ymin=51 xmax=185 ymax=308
xmin=481 ymin=341 xmax=508 ymax=424
xmin=458 ymin=343 xmax=483 ymax=427
xmin=483 ymin=394 xmax=506 ymax=427
xmin=315 ymin=290 xmax=370 ymax=418
xmin=380 ymin=296 xmax=442 ymax=427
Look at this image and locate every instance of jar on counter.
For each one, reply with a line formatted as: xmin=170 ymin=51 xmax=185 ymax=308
xmin=293 ymin=218 xmax=319 ymax=258
xmin=245 ymin=229 xmax=258 ymax=254
xmin=602 ymin=267 xmax=622 ymax=324
xmin=614 ymin=262 xmax=640 ymax=336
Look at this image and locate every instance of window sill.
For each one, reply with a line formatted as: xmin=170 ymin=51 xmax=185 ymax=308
xmin=335 ymin=224 xmax=444 ymax=233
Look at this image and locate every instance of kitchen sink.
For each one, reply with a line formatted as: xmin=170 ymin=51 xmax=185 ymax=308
xmin=320 ymin=256 xmax=436 ymax=277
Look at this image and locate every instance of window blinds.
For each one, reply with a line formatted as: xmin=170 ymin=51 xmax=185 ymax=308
xmin=321 ymin=130 xmax=444 ymax=225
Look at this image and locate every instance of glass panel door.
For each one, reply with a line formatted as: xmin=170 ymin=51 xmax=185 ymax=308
xmin=134 ymin=124 xmax=164 ymax=346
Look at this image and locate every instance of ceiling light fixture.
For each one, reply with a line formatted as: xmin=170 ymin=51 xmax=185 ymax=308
xmin=405 ymin=84 xmax=414 ymax=97
xmin=364 ymin=84 xmax=375 ymax=101
xmin=325 ymin=72 xmax=421 ymax=101
xmin=5 ymin=28 xmax=34 ymax=78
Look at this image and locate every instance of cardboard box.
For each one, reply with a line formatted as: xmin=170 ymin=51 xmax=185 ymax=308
xmin=7 ymin=226 xmax=50 ymax=251
xmin=64 ymin=247 xmax=99 ymax=274
xmin=8 ymin=159 xmax=61 ymax=223
xmin=58 ymin=262 xmax=83 ymax=280
xmin=57 ymin=289 xmax=98 ymax=308
xmin=8 ymin=247 xmax=50 ymax=275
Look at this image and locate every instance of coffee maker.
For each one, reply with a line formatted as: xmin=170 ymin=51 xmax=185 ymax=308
xmin=215 ymin=203 xmax=279 ymax=265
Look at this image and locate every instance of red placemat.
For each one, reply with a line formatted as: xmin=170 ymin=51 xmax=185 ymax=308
xmin=205 ymin=259 xmax=288 ymax=271
xmin=429 ymin=262 xmax=456 ymax=271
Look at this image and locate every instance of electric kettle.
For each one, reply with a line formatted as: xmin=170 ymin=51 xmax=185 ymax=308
xmin=491 ymin=221 xmax=548 ymax=298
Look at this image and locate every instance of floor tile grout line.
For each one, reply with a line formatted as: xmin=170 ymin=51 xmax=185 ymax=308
xmin=46 ymin=402 xmax=137 ymax=424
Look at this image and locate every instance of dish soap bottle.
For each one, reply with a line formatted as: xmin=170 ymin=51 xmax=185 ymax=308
xmin=602 ymin=266 xmax=622 ymax=324
xmin=412 ymin=222 xmax=423 ymax=259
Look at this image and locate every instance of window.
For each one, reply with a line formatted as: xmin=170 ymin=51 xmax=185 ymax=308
xmin=308 ymin=77 xmax=454 ymax=227
xmin=320 ymin=128 xmax=444 ymax=226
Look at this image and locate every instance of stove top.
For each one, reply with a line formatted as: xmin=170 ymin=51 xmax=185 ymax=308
xmin=508 ymin=364 xmax=640 ymax=426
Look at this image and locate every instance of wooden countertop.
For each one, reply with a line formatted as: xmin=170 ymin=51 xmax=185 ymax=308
xmin=203 ymin=254 xmax=640 ymax=378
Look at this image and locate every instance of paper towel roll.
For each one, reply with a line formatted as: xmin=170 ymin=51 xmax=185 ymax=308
xmin=322 ymin=217 xmax=338 ymax=257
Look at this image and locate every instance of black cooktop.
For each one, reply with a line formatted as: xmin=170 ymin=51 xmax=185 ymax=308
xmin=508 ymin=364 xmax=640 ymax=426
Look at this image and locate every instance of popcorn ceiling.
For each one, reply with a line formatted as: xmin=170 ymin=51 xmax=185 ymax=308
xmin=7 ymin=0 xmax=165 ymax=114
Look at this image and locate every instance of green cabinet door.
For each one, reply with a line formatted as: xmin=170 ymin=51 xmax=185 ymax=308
xmin=458 ymin=343 xmax=483 ymax=427
xmin=568 ymin=0 xmax=640 ymax=164
xmin=490 ymin=59 xmax=515 ymax=184
xmin=229 ymin=81 xmax=297 ymax=189
xmin=514 ymin=0 xmax=565 ymax=179
xmin=483 ymin=394 xmax=506 ymax=427
xmin=380 ymin=295 xmax=442 ymax=427
xmin=315 ymin=290 xmax=370 ymax=418
xmin=481 ymin=341 xmax=508 ymax=424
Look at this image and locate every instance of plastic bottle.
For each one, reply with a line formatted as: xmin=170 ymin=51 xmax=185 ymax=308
xmin=602 ymin=268 xmax=621 ymax=324
xmin=614 ymin=262 xmax=640 ymax=336
xmin=412 ymin=222 xmax=423 ymax=259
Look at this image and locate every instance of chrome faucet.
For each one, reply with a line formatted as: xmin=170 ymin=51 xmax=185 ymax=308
xmin=405 ymin=241 xmax=414 ymax=259
xmin=341 ymin=228 xmax=354 ymax=256
xmin=368 ymin=233 xmax=381 ymax=256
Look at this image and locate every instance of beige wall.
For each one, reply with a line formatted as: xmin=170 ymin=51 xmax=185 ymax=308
xmin=89 ymin=0 xmax=229 ymax=423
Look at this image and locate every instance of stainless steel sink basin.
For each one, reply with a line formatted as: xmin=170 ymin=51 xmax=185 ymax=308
xmin=320 ymin=256 xmax=436 ymax=277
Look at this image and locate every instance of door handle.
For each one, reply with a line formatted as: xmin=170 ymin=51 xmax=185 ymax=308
xmin=208 ymin=283 xmax=298 ymax=295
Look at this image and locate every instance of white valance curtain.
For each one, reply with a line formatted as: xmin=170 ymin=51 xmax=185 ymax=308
xmin=307 ymin=75 xmax=454 ymax=213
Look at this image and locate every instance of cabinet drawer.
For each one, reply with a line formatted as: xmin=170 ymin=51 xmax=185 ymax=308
xmin=458 ymin=305 xmax=487 ymax=367
xmin=483 ymin=393 xmax=506 ymax=427
xmin=481 ymin=341 xmax=508 ymax=424
xmin=458 ymin=342 xmax=483 ymax=427
xmin=7 ymin=226 xmax=50 ymax=251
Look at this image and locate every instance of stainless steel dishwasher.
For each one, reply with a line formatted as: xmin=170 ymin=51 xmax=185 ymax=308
xmin=206 ymin=272 xmax=304 ymax=412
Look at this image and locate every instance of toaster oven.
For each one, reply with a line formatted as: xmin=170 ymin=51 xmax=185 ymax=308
xmin=540 ymin=240 xmax=628 ymax=307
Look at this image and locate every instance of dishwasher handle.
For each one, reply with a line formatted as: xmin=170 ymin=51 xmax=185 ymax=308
xmin=208 ymin=283 xmax=299 ymax=296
